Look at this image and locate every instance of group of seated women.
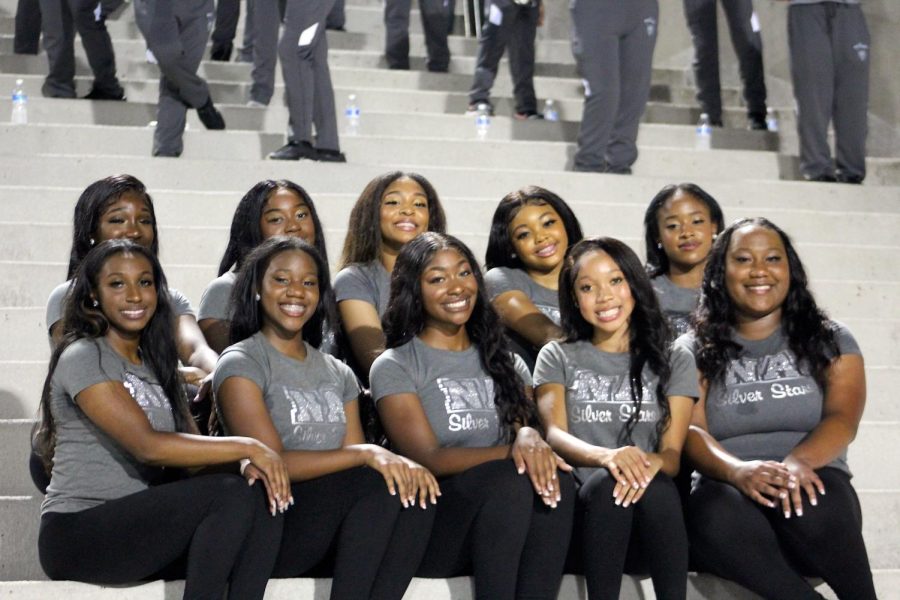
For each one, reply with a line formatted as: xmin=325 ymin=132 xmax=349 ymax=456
xmin=33 ymin=172 xmax=876 ymax=600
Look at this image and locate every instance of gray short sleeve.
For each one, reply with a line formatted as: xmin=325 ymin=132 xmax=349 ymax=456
xmin=46 ymin=281 xmax=71 ymax=331
xmin=371 ymin=339 xmax=506 ymax=448
xmin=334 ymin=261 xmax=391 ymax=317
xmin=666 ymin=343 xmax=700 ymax=399
xmin=512 ymin=354 xmax=533 ymax=388
xmin=651 ymin=276 xmax=700 ymax=339
xmin=42 ymin=338 xmax=176 ymax=515
xmin=198 ymin=272 xmax=237 ymax=321
xmin=214 ymin=333 xmax=359 ymax=451
xmin=167 ymin=287 xmax=195 ymax=318
xmin=485 ymin=267 xmax=561 ymax=325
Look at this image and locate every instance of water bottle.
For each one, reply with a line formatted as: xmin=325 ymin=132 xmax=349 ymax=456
xmin=543 ymin=99 xmax=559 ymax=122
xmin=11 ymin=79 xmax=27 ymax=125
xmin=695 ymin=113 xmax=712 ymax=151
xmin=766 ymin=108 xmax=779 ymax=132
xmin=475 ymin=103 xmax=490 ymax=141
xmin=344 ymin=94 xmax=360 ymax=136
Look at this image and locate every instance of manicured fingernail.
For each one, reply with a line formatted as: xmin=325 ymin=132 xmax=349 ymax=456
xmin=779 ymin=492 xmax=786 ymax=499
xmin=518 ymin=467 xmax=525 ymax=474
xmin=290 ymin=496 xmax=295 ymax=506
xmin=811 ymin=498 xmax=817 ymax=506
xmin=784 ymin=511 xmax=790 ymax=519
xmin=797 ymin=509 xmax=803 ymax=517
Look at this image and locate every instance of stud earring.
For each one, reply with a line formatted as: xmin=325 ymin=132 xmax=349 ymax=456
xmin=656 ymin=242 xmax=662 ymax=250
xmin=91 ymin=299 xmax=99 ymax=308
xmin=255 ymin=293 xmax=261 ymax=301
xmin=712 ymin=233 xmax=718 ymax=240
xmin=89 ymin=238 xmax=95 ymax=246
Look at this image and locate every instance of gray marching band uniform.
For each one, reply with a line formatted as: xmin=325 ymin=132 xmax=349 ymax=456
xmin=788 ymin=0 xmax=870 ymax=182
xmin=571 ymin=0 xmax=658 ymax=173
xmin=279 ymin=0 xmax=340 ymax=150
xmin=133 ymin=0 xmax=216 ymax=156
xmin=38 ymin=0 xmax=124 ymax=98
xmin=468 ymin=0 xmax=540 ymax=115
xmin=384 ymin=0 xmax=455 ymax=72
xmin=682 ymin=0 xmax=767 ymax=126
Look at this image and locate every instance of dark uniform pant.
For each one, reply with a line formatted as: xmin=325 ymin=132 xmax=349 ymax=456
xmin=385 ymin=0 xmax=455 ymax=72
xmin=788 ymin=2 xmax=869 ymax=181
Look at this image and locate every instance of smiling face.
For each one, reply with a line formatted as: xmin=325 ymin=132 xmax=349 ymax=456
xmin=724 ymin=224 xmax=790 ymax=327
xmin=656 ymin=190 xmax=716 ymax=276
xmin=94 ymin=252 xmax=158 ymax=340
xmin=258 ymin=249 xmax=320 ymax=341
xmin=258 ymin=187 xmax=317 ymax=245
xmin=95 ymin=193 xmax=155 ymax=248
xmin=379 ymin=177 xmax=430 ymax=250
xmin=420 ymin=248 xmax=479 ymax=332
xmin=573 ymin=250 xmax=635 ymax=349
xmin=508 ymin=202 xmax=569 ymax=277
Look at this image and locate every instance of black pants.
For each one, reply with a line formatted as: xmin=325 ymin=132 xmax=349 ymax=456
xmin=274 ymin=467 xmax=434 ymax=600
xmin=417 ymin=459 xmax=575 ymax=600
xmin=688 ymin=467 xmax=876 ymax=600
xmin=570 ymin=470 xmax=688 ymax=600
xmin=39 ymin=474 xmax=281 ymax=600
xmin=15 ymin=0 xmax=42 ymax=54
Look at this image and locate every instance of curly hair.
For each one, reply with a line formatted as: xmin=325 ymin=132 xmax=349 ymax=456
xmin=558 ymin=237 xmax=673 ymax=446
xmin=228 ymin=237 xmax=337 ymax=350
xmin=338 ymin=171 xmax=447 ymax=269
xmin=643 ymin=183 xmax=725 ymax=279
xmin=382 ymin=232 xmax=540 ymax=440
xmin=693 ymin=217 xmax=838 ymax=389
xmin=36 ymin=240 xmax=194 ymax=473
xmin=216 ymin=179 xmax=328 ymax=276
xmin=67 ymin=175 xmax=160 ymax=279
xmin=484 ymin=185 xmax=584 ymax=271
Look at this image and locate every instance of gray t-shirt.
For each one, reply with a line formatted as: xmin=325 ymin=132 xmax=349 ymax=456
xmin=42 ymin=337 xmax=177 ymax=515
xmin=46 ymin=280 xmax=195 ymax=331
xmin=485 ymin=266 xmax=561 ymax=370
xmin=214 ymin=332 xmax=360 ymax=451
xmin=790 ymin=1 xmax=858 ymax=5
xmin=677 ymin=322 xmax=860 ymax=476
xmin=370 ymin=337 xmax=532 ymax=448
xmin=651 ymin=275 xmax=700 ymax=339
xmin=198 ymin=271 xmax=237 ymax=321
xmin=534 ymin=339 xmax=699 ymax=481
xmin=333 ymin=261 xmax=391 ymax=318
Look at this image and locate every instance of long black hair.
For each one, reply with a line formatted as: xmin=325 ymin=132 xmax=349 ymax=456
xmin=228 ymin=237 xmax=337 ymax=350
xmin=216 ymin=179 xmax=328 ymax=276
xmin=382 ymin=232 xmax=540 ymax=440
xmin=485 ymin=185 xmax=584 ymax=271
xmin=643 ymin=183 xmax=725 ymax=279
xmin=693 ymin=217 xmax=838 ymax=389
xmin=67 ymin=174 xmax=160 ymax=278
xmin=339 ymin=171 xmax=447 ymax=269
xmin=559 ymin=237 xmax=673 ymax=446
xmin=35 ymin=240 xmax=194 ymax=472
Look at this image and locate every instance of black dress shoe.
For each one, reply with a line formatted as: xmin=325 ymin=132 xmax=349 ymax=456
xmin=836 ymin=173 xmax=864 ymax=184
xmin=210 ymin=43 xmax=233 ymax=62
xmin=268 ymin=140 xmax=318 ymax=160
xmin=806 ymin=173 xmax=837 ymax=183
xmin=84 ymin=87 xmax=126 ymax=101
xmin=317 ymin=148 xmax=347 ymax=162
xmin=748 ymin=113 xmax=768 ymax=130
xmin=197 ymin=98 xmax=226 ymax=130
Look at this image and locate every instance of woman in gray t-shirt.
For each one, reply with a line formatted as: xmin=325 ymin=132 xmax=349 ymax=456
xmin=535 ymin=237 xmax=698 ymax=600
xmin=684 ymin=218 xmax=876 ymax=599
xmin=197 ymin=179 xmax=331 ymax=354
xmin=484 ymin=186 xmax=583 ymax=371
xmin=334 ymin=171 xmax=447 ymax=381
xmin=215 ymin=237 xmax=438 ymax=600
xmin=643 ymin=183 xmax=724 ymax=338
xmin=371 ymin=232 xmax=575 ymax=600
xmin=36 ymin=240 xmax=289 ymax=600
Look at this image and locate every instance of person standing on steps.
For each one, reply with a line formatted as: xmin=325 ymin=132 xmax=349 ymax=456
xmin=466 ymin=0 xmax=543 ymax=120
xmin=133 ymin=0 xmax=227 ymax=158
xmin=268 ymin=0 xmax=346 ymax=162
xmin=570 ymin=0 xmax=659 ymax=175
xmin=38 ymin=0 xmax=126 ymax=99
xmin=384 ymin=0 xmax=455 ymax=72
xmin=781 ymin=0 xmax=870 ymax=184
xmin=682 ymin=0 xmax=769 ymax=130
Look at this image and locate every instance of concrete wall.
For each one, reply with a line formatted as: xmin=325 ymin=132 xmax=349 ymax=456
xmin=541 ymin=0 xmax=900 ymax=157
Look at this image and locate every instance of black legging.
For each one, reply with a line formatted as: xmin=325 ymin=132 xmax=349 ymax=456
xmin=569 ymin=470 xmax=688 ymax=600
xmin=688 ymin=467 xmax=876 ymax=600
xmin=416 ymin=459 xmax=575 ymax=600
xmin=39 ymin=473 xmax=281 ymax=600
xmin=273 ymin=466 xmax=434 ymax=600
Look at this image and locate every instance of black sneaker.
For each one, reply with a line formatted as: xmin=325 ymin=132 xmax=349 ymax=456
xmin=268 ymin=141 xmax=318 ymax=161
xmin=210 ymin=43 xmax=233 ymax=62
xmin=197 ymin=98 xmax=226 ymax=130
xmin=84 ymin=87 xmax=126 ymax=101
xmin=836 ymin=173 xmax=864 ymax=184
xmin=748 ymin=113 xmax=768 ymax=131
xmin=317 ymin=148 xmax=347 ymax=163
xmin=806 ymin=173 xmax=837 ymax=183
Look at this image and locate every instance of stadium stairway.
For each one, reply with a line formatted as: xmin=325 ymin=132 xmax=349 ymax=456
xmin=0 ymin=0 xmax=898 ymax=597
